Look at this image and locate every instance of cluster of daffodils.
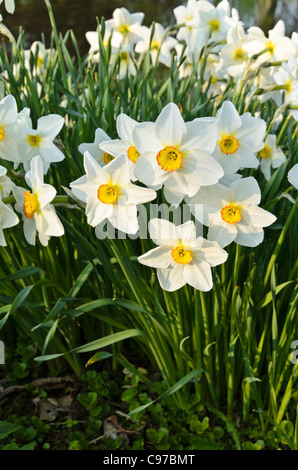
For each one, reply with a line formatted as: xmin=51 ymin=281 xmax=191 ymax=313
xmin=0 ymin=94 xmax=65 ymax=246
xmin=85 ymin=0 xmax=298 ymax=113
xmin=69 ymin=100 xmax=287 ymax=292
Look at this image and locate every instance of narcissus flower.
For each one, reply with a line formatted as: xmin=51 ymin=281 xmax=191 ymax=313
xmin=288 ymin=164 xmax=298 ymax=189
xmin=70 ymin=152 xmax=156 ymax=235
xmin=13 ymin=156 xmax=64 ymax=246
xmin=258 ymin=134 xmax=286 ymax=181
xmin=187 ymin=177 xmax=276 ymax=248
xmin=79 ymin=128 xmax=113 ymax=166
xmin=0 ymin=196 xmax=18 ymax=246
xmin=19 ymin=114 xmax=65 ymax=173
xmin=211 ymin=101 xmax=266 ymax=175
xmin=133 ymin=102 xmax=224 ymax=204
xmin=105 ymin=7 xmax=145 ymax=48
xmin=135 ymin=23 xmax=177 ymax=67
xmin=243 ymin=21 xmax=296 ymax=66
xmin=99 ymin=114 xmax=141 ymax=181
xmin=138 ymin=219 xmax=228 ymax=292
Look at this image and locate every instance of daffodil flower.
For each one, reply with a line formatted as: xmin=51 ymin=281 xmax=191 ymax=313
xmin=258 ymin=134 xmax=286 ymax=181
xmin=105 ymin=7 xmax=146 ymax=48
xmin=79 ymin=128 xmax=113 ymax=166
xmin=70 ymin=152 xmax=157 ymax=235
xmin=243 ymin=20 xmax=296 ymax=66
xmin=211 ymin=101 xmax=266 ymax=175
xmin=138 ymin=219 xmax=228 ymax=292
xmin=133 ymin=102 xmax=224 ymax=205
xmin=0 ymin=195 xmax=18 ymax=246
xmin=13 ymin=156 xmax=64 ymax=246
xmin=187 ymin=176 xmax=276 ymax=248
xmin=19 ymin=113 xmax=65 ymax=173
xmin=135 ymin=23 xmax=177 ymax=67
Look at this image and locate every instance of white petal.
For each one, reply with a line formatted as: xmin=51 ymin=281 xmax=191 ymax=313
xmin=182 ymin=118 xmax=217 ymax=154
xmin=229 ymin=177 xmax=261 ymax=205
xmin=157 ymin=264 xmax=186 ymax=291
xmin=155 ymin=103 xmax=186 ymax=146
xmin=42 ymin=206 xmax=64 ymax=236
xmin=148 ymin=218 xmax=180 ymax=246
xmin=116 ymin=114 xmax=138 ymax=143
xmin=138 ymin=245 xmax=172 ymax=268
xmin=216 ymin=101 xmax=242 ymax=135
xmin=0 ymin=95 xmax=17 ymax=125
xmin=242 ymin=205 xmax=277 ymax=228
xmin=234 ymin=222 xmax=264 ymax=247
xmin=132 ymin=121 xmax=162 ymax=154
xmin=183 ymin=261 xmax=213 ymax=291
xmin=208 ymin=212 xmax=238 ymax=247
xmin=288 ymin=164 xmax=298 ymax=189
xmin=37 ymin=115 xmax=64 ymax=140
xmin=121 ymin=182 xmax=156 ymax=205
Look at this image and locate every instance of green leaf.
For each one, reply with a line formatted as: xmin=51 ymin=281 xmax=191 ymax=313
xmin=35 ymin=329 xmax=146 ymax=362
xmin=129 ymin=369 xmax=203 ymax=416
xmin=0 ymin=421 xmax=22 ymax=440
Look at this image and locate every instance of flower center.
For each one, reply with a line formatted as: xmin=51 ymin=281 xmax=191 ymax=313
xmin=233 ymin=47 xmax=247 ymax=61
xmin=156 ymin=146 xmax=183 ymax=172
xmin=266 ymin=40 xmax=275 ymax=54
xmin=0 ymin=127 xmax=5 ymax=142
xmin=103 ymin=153 xmax=115 ymax=164
xmin=221 ymin=205 xmax=241 ymax=224
xmin=258 ymin=144 xmax=271 ymax=159
xmin=208 ymin=19 xmax=220 ymax=32
xmin=23 ymin=191 xmax=40 ymax=218
xmin=219 ymin=135 xmax=239 ymax=155
xmin=27 ymin=134 xmax=42 ymax=147
xmin=97 ymin=184 xmax=118 ymax=204
xmin=37 ymin=56 xmax=44 ymax=67
xmin=120 ymin=51 xmax=129 ymax=61
xmin=127 ymin=146 xmax=140 ymax=164
xmin=171 ymin=245 xmax=193 ymax=264
xmin=119 ymin=24 xmax=130 ymax=35
xmin=151 ymin=40 xmax=160 ymax=50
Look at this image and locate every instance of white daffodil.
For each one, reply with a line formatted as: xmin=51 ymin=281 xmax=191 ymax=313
xmin=273 ymin=54 xmax=298 ymax=106
xmin=85 ymin=29 xmax=122 ymax=62
xmin=105 ymin=7 xmax=145 ymax=48
xmin=135 ymin=23 xmax=177 ymax=67
xmin=0 ymin=0 xmax=15 ymax=14
xmin=288 ymin=164 xmax=298 ymax=189
xmin=17 ymin=113 xmax=65 ymax=173
xmin=0 ymin=195 xmax=19 ymax=246
xmin=258 ymin=134 xmax=286 ymax=181
xmin=24 ymin=41 xmax=51 ymax=75
xmin=70 ymin=152 xmax=156 ymax=235
xmin=111 ymin=45 xmax=137 ymax=80
xmin=243 ymin=21 xmax=296 ymax=66
xmin=99 ymin=114 xmax=141 ymax=182
xmin=132 ymin=102 xmax=224 ymax=205
xmin=188 ymin=177 xmax=276 ymax=248
xmin=12 ymin=156 xmax=64 ymax=246
xmin=0 ymin=94 xmax=19 ymax=163
xmin=211 ymin=101 xmax=266 ymax=175
xmin=78 ymin=128 xmax=113 ymax=166
xmin=197 ymin=0 xmax=231 ymax=43
xmin=0 ymin=165 xmax=12 ymax=198
xmin=138 ymin=219 xmax=228 ymax=292
xmin=219 ymin=23 xmax=249 ymax=77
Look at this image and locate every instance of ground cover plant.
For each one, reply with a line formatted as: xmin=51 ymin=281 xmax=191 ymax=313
xmin=0 ymin=0 xmax=297 ymax=451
